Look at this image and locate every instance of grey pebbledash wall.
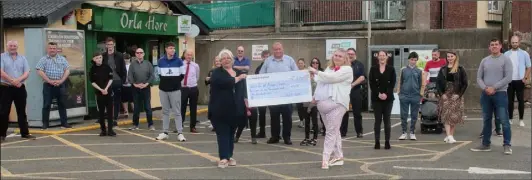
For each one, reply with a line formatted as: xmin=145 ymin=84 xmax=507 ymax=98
xmin=193 ymin=28 xmax=501 ymax=110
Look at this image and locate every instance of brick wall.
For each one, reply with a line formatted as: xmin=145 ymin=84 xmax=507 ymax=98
xmin=442 ymin=1 xmax=477 ymax=29
xmin=512 ymin=1 xmax=531 ymax=33
xmin=430 ymin=1 xmax=442 ymax=29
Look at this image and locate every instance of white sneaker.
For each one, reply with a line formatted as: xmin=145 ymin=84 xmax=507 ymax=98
xmin=447 ymin=136 xmax=456 ymax=144
xmin=519 ymin=120 xmax=525 ymax=127
xmin=149 ymin=126 xmax=156 ymax=131
xmin=329 ymin=158 xmax=344 ymax=166
xmin=443 ymin=136 xmax=449 ymax=142
xmin=208 ymin=124 xmax=213 ymax=129
xmin=398 ymin=133 xmax=407 ymax=140
xmin=177 ymin=133 xmax=186 ymax=142
xmin=155 ymin=133 xmax=169 ymax=140
xmin=298 ymin=121 xmax=304 ymax=128
xmin=409 ymin=133 xmax=417 ymax=140
xmin=509 ymin=119 xmax=513 ymax=125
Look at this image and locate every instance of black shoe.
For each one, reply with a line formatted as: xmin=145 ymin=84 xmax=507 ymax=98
xmin=211 ymin=128 xmax=216 ymax=132
xmin=256 ymin=132 xmax=266 ymax=138
xmin=99 ymin=131 xmax=107 ymax=136
xmin=357 ymin=133 xmax=363 ymax=138
xmin=251 ymin=138 xmax=257 ymax=144
xmin=374 ymin=140 xmax=381 ymax=149
xmin=173 ymin=130 xmax=178 ymax=133
xmin=284 ymin=138 xmax=292 ymax=145
xmin=107 ymin=131 xmax=117 ymax=137
xmin=341 ymin=134 xmax=346 ymax=137
xmin=62 ymin=124 xmax=72 ymax=129
xmin=310 ymin=139 xmax=318 ymax=146
xmin=113 ymin=121 xmax=118 ymax=127
xmin=300 ymin=139 xmax=310 ymax=146
xmin=495 ymin=131 xmax=503 ymax=137
xmin=21 ymin=134 xmax=36 ymax=140
xmin=384 ymin=141 xmax=391 ymax=150
xmin=266 ymin=137 xmax=279 ymax=144
xmin=234 ymin=137 xmax=239 ymax=143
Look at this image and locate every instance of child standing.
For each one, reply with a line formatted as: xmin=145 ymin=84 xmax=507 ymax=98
xmin=121 ymin=54 xmax=134 ymax=118
xmin=396 ymin=52 xmax=423 ymax=140
xmin=90 ymin=52 xmax=116 ymax=136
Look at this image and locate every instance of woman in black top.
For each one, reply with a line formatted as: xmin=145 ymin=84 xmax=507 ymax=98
xmin=310 ymin=58 xmax=326 ymax=136
xmin=206 ymin=56 xmax=221 ymax=131
xmin=369 ymin=51 xmax=396 ymax=149
xmin=90 ymin=52 xmax=116 ymax=136
xmin=209 ymin=49 xmax=248 ymax=168
xmin=436 ymin=51 xmax=468 ymax=144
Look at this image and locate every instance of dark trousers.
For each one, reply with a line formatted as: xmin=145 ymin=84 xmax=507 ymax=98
xmin=296 ymin=103 xmax=306 ymax=122
xmin=96 ymin=94 xmax=113 ymax=132
xmin=0 ymin=85 xmax=30 ymax=137
xmin=42 ymin=83 xmax=68 ymax=128
xmin=269 ymin=104 xmax=293 ymax=139
xmin=111 ymin=82 xmax=122 ymax=120
xmin=508 ymin=80 xmax=525 ymax=120
xmin=181 ymin=87 xmax=199 ymax=129
xmin=305 ymin=107 xmax=319 ymax=139
xmin=132 ymin=87 xmax=153 ymax=127
xmin=236 ymin=114 xmax=256 ymax=139
xmin=257 ymin=106 xmax=267 ymax=134
xmin=340 ymin=88 xmax=363 ymax=135
xmin=212 ymin=117 xmax=236 ymax=160
xmin=373 ymin=101 xmax=393 ymax=141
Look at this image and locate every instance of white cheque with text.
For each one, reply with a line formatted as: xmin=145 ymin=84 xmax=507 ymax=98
xmin=246 ymin=70 xmax=313 ymax=107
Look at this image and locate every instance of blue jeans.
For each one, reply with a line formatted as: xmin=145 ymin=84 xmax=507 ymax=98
xmin=42 ymin=83 xmax=68 ymax=127
xmin=399 ymin=96 xmax=420 ymax=134
xmin=480 ymin=91 xmax=511 ymax=146
xmin=132 ymin=87 xmax=153 ymax=127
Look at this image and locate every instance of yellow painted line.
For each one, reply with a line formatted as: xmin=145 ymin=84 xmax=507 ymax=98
xmin=51 ymin=135 xmax=160 ymax=180
xmin=1 ymin=166 xmax=13 ymax=176
xmin=16 ymin=108 xmax=208 ymax=135
xmin=430 ymin=141 xmax=472 ymax=161
xmin=0 ymin=135 xmax=50 ymax=147
xmin=118 ymin=129 xmax=297 ymax=179
xmin=343 ymin=139 xmax=439 ymax=153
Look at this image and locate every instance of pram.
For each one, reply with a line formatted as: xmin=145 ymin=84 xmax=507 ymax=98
xmin=419 ymin=82 xmax=444 ymax=134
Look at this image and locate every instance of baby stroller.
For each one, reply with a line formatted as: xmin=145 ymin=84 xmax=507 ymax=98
xmin=419 ymin=82 xmax=444 ymax=134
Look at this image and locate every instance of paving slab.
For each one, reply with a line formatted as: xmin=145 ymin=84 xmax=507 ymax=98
xmin=143 ymin=167 xmax=281 ymax=179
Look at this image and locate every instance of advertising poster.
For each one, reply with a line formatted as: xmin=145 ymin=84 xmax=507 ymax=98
xmin=44 ymin=29 xmax=87 ymax=116
xmin=251 ymin=45 xmax=268 ymax=61
xmin=325 ymin=39 xmax=356 ymax=60
xmin=410 ymin=50 xmax=432 ymax=70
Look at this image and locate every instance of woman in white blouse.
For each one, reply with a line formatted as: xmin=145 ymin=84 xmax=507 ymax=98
xmin=309 ymin=49 xmax=353 ymax=170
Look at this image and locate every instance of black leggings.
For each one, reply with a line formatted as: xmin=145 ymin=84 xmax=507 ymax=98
xmin=296 ymin=103 xmax=306 ymax=122
xmin=373 ymin=101 xmax=393 ymax=141
xmin=305 ymin=107 xmax=319 ymax=139
xmin=235 ymin=114 xmax=256 ymax=139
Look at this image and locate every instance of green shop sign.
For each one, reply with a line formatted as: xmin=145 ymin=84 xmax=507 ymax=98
xmin=97 ymin=8 xmax=179 ymax=35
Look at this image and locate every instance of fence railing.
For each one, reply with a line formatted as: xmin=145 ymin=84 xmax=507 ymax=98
xmin=187 ymin=0 xmax=406 ymax=30
xmin=187 ymin=0 xmax=275 ymax=30
xmin=280 ymin=0 xmax=406 ymax=26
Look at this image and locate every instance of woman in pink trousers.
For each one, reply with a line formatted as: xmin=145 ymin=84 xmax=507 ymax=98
xmin=309 ymin=48 xmax=353 ymax=170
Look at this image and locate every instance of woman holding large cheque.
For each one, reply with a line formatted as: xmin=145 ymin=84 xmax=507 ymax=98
xmin=208 ymin=49 xmax=248 ymax=168
xmin=308 ymin=49 xmax=353 ymax=170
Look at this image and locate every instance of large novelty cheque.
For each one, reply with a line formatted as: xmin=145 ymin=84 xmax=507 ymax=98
xmin=246 ymin=70 xmax=313 ymax=107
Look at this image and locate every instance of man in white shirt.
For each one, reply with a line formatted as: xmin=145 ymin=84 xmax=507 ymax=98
xmin=504 ymin=35 xmax=531 ymax=127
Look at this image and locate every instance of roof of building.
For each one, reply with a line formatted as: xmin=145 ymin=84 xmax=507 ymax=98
xmin=163 ymin=1 xmax=211 ymax=35
xmin=3 ymin=0 xmax=81 ymax=26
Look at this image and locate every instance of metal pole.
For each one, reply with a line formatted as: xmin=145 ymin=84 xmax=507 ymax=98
xmin=0 ymin=1 xmax=4 ymax=52
xmin=366 ymin=1 xmax=372 ymax=112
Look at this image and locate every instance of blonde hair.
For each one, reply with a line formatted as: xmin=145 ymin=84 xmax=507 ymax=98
xmin=447 ymin=51 xmax=460 ymax=73
xmin=328 ymin=48 xmax=350 ymax=68
xmin=217 ymin=49 xmax=234 ymax=64
xmin=212 ymin=55 xmax=220 ymax=68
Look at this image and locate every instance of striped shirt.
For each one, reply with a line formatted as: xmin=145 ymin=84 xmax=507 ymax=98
xmin=36 ymin=55 xmax=69 ymax=80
